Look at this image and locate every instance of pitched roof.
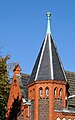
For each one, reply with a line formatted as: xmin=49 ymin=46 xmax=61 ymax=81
xmin=21 ymin=74 xmax=29 ymax=100
xmin=29 ymin=12 xmax=66 ymax=84
xmin=66 ymin=71 xmax=75 ymax=110
xmin=16 ymin=74 xmax=29 ymax=100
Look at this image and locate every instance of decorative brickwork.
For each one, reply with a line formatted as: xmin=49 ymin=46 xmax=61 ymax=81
xmin=38 ymin=99 xmax=49 ymax=120
xmin=30 ymin=100 xmax=34 ymax=120
xmin=54 ymin=98 xmax=62 ymax=110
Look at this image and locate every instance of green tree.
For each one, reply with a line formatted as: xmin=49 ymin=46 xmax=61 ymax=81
xmin=0 ymin=55 xmax=10 ymax=120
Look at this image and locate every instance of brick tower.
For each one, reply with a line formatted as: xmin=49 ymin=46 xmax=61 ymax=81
xmin=28 ymin=12 xmax=67 ymax=120
xmin=6 ymin=12 xmax=75 ymax=120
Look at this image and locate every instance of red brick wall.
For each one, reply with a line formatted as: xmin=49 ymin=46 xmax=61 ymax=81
xmin=6 ymin=76 xmax=22 ymax=119
xmin=6 ymin=65 xmax=22 ymax=119
xmin=28 ymin=80 xmax=67 ymax=120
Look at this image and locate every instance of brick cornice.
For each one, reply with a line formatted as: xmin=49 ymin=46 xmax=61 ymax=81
xmin=28 ymin=80 xmax=66 ymax=87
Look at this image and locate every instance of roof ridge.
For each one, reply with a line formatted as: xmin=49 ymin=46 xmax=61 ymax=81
xmin=65 ymin=71 xmax=75 ymax=74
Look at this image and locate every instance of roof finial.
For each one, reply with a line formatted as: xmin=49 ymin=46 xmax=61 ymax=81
xmin=46 ymin=12 xmax=51 ymax=34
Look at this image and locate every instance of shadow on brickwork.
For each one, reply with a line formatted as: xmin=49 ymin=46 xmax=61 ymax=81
xmin=8 ymin=96 xmax=22 ymax=120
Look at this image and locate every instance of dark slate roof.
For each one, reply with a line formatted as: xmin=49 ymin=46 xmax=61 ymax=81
xmin=37 ymin=36 xmax=51 ymax=80
xmin=16 ymin=74 xmax=29 ymax=101
xmin=65 ymin=71 xmax=75 ymax=110
xmin=29 ymin=39 xmax=45 ymax=83
xmin=51 ymin=35 xmax=66 ymax=80
xmin=29 ymin=34 xmax=66 ymax=84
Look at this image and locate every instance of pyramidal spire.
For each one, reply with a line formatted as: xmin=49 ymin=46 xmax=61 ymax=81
xmin=29 ymin=12 xmax=67 ymax=84
xmin=46 ymin=12 xmax=51 ymax=34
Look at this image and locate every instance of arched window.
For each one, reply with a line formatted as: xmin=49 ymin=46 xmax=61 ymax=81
xmin=62 ymin=118 xmax=66 ymax=120
xmin=30 ymin=90 xmax=32 ymax=92
xmin=39 ymin=87 xmax=43 ymax=98
xmin=14 ymin=79 xmax=17 ymax=86
xmin=46 ymin=87 xmax=49 ymax=98
xmin=59 ymin=88 xmax=62 ymax=98
xmin=56 ymin=117 xmax=60 ymax=120
xmin=68 ymin=119 xmax=71 ymax=120
xmin=54 ymin=87 xmax=57 ymax=98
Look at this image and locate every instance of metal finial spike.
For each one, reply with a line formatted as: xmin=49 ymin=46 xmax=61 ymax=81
xmin=46 ymin=12 xmax=51 ymax=19
xmin=46 ymin=12 xmax=51 ymax=34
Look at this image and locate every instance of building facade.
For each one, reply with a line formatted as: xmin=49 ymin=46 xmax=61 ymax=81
xmin=6 ymin=12 xmax=75 ymax=120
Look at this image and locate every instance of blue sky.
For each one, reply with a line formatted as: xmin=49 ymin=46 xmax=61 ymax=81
xmin=0 ymin=0 xmax=75 ymax=74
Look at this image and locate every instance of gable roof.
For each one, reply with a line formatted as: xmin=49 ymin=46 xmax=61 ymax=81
xmin=66 ymin=71 xmax=75 ymax=110
xmin=28 ymin=12 xmax=66 ymax=84
xmin=16 ymin=74 xmax=29 ymax=100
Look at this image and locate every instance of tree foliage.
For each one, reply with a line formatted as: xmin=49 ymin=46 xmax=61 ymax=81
xmin=0 ymin=55 xmax=10 ymax=120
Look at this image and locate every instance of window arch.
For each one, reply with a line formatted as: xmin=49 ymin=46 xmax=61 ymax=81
xmin=30 ymin=90 xmax=32 ymax=92
xmin=45 ymin=87 xmax=49 ymax=98
xmin=56 ymin=117 xmax=60 ymax=120
xmin=13 ymin=95 xmax=14 ymax=98
xmin=62 ymin=118 xmax=66 ymax=120
xmin=59 ymin=88 xmax=63 ymax=98
xmin=14 ymin=79 xmax=17 ymax=86
xmin=54 ymin=87 xmax=57 ymax=98
xmin=39 ymin=87 xmax=43 ymax=98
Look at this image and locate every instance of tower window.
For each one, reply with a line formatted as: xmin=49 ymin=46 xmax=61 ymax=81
xmin=39 ymin=87 xmax=43 ymax=98
xmin=54 ymin=87 xmax=57 ymax=98
xmin=46 ymin=87 xmax=49 ymax=98
xmin=62 ymin=118 xmax=66 ymax=120
xmin=56 ymin=117 xmax=60 ymax=120
xmin=59 ymin=88 xmax=62 ymax=98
